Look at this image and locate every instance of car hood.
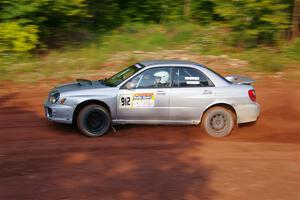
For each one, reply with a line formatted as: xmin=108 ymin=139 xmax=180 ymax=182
xmin=50 ymin=80 xmax=109 ymax=94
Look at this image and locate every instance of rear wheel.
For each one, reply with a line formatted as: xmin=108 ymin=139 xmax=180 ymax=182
xmin=77 ymin=104 xmax=110 ymax=137
xmin=202 ymin=106 xmax=235 ymax=137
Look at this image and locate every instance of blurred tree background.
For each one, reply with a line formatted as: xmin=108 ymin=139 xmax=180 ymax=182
xmin=0 ymin=0 xmax=299 ymax=79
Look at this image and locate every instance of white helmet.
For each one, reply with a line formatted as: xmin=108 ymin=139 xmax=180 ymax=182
xmin=154 ymin=71 xmax=169 ymax=84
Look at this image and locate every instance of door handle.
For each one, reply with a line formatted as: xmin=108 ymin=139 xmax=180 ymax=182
xmin=202 ymin=90 xmax=212 ymax=95
xmin=157 ymin=91 xmax=166 ymax=95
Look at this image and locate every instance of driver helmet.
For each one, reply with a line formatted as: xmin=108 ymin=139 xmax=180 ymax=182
xmin=153 ymin=71 xmax=169 ymax=84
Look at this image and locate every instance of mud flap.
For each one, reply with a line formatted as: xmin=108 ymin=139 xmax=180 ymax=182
xmin=111 ymin=124 xmax=117 ymax=133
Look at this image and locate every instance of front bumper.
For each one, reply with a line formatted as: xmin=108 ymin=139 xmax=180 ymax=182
xmin=235 ymin=102 xmax=260 ymax=124
xmin=44 ymin=101 xmax=74 ymax=124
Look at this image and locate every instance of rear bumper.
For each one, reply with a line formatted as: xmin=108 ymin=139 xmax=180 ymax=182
xmin=234 ymin=102 xmax=260 ymax=124
xmin=44 ymin=101 xmax=74 ymax=124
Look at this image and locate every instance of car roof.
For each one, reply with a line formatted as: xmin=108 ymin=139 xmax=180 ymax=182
xmin=138 ymin=60 xmax=203 ymax=67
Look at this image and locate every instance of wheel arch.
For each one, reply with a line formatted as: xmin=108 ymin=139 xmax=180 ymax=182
xmin=72 ymin=100 xmax=111 ymax=125
xmin=201 ymin=103 xmax=237 ymax=122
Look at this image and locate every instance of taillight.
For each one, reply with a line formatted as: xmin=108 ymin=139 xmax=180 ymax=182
xmin=248 ymin=89 xmax=256 ymax=102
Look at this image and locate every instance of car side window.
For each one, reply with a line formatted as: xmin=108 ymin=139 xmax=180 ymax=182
xmin=130 ymin=67 xmax=171 ymax=89
xmin=172 ymin=67 xmax=214 ymax=87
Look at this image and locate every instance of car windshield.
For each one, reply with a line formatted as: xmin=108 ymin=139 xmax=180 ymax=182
xmin=102 ymin=64 xmax=142 ymax=87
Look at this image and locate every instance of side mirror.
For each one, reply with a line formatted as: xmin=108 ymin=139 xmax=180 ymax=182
xmin=125 ymin=81 xmax=135 ymax=90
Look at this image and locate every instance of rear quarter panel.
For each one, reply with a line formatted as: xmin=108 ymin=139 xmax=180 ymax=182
xmin=214 ymin=84 xmax=254 ymax=105
xmin=207 ymin=84 xmax=258 ymax=123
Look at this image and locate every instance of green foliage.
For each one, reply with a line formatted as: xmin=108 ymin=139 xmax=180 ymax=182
xmin=118 ymin=0 xmax=163 ymax=22
xmin=0 ymin=0 xmax=297 ymax=80
xmin=0 ymin=22 xmax=39 ymax=54
xmin=0 ymin=22 xmax=200 ymax=81
xmin=0 ymin=0 xmax=295 ymax=56
xmin=285 ymin=37 xmax=300 ymax=59
xmin=0 ymin=0 xmax=88 ymax=53
xmin=213 ymin=0 xmax=290 ymax=47
xmin=192 ymin=25 xmax=230 ymax=55
xmin=95 ymin=22 xmax=199 ymax=52
xmin=86 ymin=0 xmax=121 ymax=30
xmin=115 ymin=0 xmax=186 ymax=22
xmin=190 ymin=0 xmax=217 ymax=23
xmin=1 ymin=22 xmax=299 ymax=82
xmin=160 ymin=0 xmax=185 ymax=21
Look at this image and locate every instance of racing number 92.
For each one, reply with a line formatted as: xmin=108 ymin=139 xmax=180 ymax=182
xmin=121 ymin=96 xmax=131 ymax=106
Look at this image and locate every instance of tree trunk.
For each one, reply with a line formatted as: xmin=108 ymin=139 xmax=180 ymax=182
xmin=183 ymin=0 xmax=190 ymax=18
xmin=292 ymin=0 xmax=300 ymax=39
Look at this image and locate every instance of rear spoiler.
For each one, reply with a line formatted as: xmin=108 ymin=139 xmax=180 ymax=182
xmin=225 ymin=75 xmax=255 ymax=85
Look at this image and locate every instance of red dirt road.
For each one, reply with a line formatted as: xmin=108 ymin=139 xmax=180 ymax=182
xmin=0 ymin=78 xmax=300 ymax=200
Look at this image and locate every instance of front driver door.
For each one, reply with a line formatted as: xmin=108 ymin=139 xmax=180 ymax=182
xmin=117 ymin=67 xmax=171 ymax=123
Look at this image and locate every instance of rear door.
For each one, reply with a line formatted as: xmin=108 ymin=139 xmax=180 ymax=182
xmin=169 ymin=67 xmax=215 ymax=124
xmin=117 ymin=67 xmax=171 ymax=123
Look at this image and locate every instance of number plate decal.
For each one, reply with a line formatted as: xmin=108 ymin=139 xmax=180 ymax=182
xmin=119 ymin=94 xmax=133 ymax=108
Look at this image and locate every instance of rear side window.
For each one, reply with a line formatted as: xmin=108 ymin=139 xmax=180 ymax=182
xmin=172 ymin=67 xmax=214 ymax=87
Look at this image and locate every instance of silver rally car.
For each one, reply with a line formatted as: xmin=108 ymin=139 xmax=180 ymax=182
xmin=44 ymin=60 xmax=260 ymax=137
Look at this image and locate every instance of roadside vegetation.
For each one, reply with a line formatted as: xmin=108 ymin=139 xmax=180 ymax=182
xmin=0 ymin=0 xmax=299 ymax=81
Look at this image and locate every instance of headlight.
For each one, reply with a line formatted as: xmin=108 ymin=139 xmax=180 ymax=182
xmin=49 ymin=93 xmax=60 ymax=104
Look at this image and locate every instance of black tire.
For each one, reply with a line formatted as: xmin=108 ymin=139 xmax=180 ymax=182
xmin=77 ymin=104 xmax=110 ymax=137
xmin=202 ymin=106 xmax=235 ymax=138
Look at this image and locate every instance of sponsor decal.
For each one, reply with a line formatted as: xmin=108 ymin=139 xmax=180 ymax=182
xmin=132 ymin=93 xmax=155 ymax=108
xmin=119 ymin=93 xmax=155 ymax=108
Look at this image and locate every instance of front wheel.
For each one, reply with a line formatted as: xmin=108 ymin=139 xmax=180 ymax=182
xmin=77 ymin=104 xmax=110 ymax=137
xmin=202 ymin=106 xmax=235 ymax=137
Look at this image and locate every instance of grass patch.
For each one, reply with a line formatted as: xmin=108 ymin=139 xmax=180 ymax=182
xmin=230 ymin=49 xmax=285 ymax=72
